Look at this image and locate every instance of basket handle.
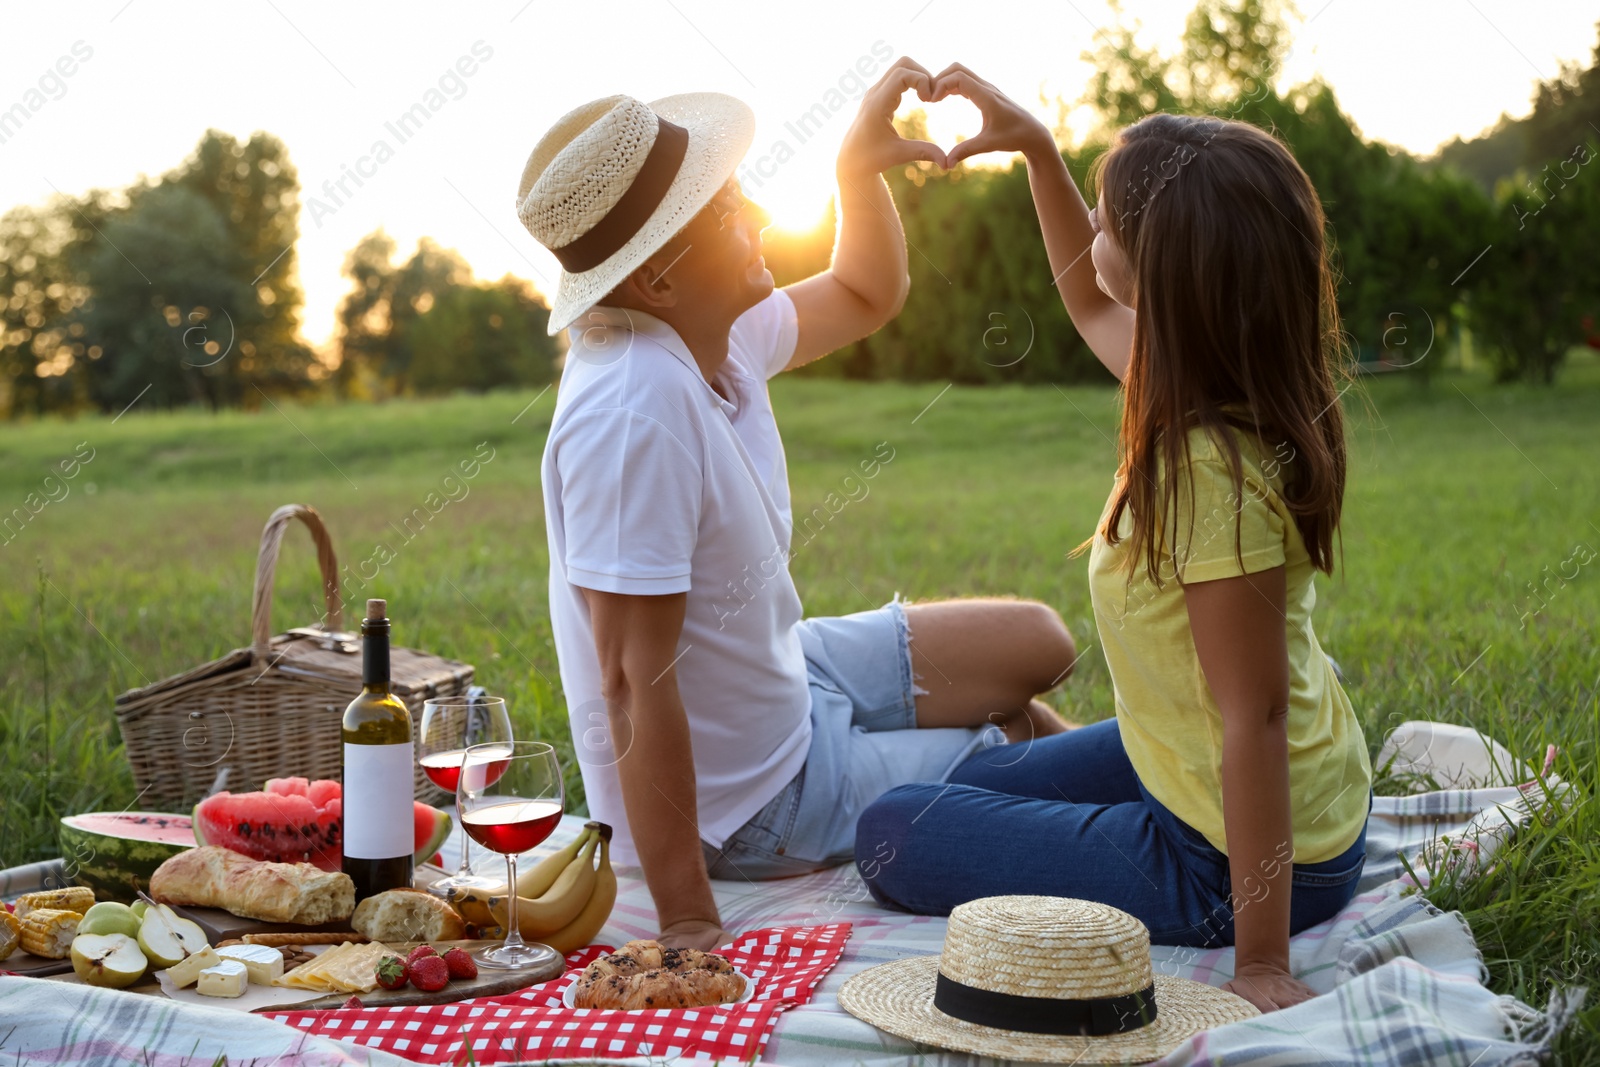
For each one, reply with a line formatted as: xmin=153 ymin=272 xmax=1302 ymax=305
xmin=251 ymin=504 xmax=343 ymax=660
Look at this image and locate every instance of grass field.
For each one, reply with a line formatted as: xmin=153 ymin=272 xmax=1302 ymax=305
xmin=2 ymin=362 xmax=1597 ymax=1058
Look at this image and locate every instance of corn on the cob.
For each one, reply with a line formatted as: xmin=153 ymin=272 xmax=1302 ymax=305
xmin=0 ymin=911 xmax=19 ymax=962
xmin=19 ymin=908 xmax=80 ymax=959
xmin=13 ymin=887 xmax=94 ymax=921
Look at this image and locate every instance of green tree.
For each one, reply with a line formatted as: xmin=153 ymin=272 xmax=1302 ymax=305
xmin=1523 ymin=28 xmax=1600 ymax=165
xmin=1 ymin=128 xmax=316 ymax=415
xmin=0 ymin=198 xmax=90 ymax=416
xmin=1471 ymin=134 xmax=1600 ymax=382
xmin=69 ymin=182 xmax=261 ymax=410
xmin=1179 ymin=0 xmax=1296 ymax=105
xmin=1433 ymin=21 xmax=1600 ymax=189
xmin=408 ymin=276 xmax=556 ymax=394
xmin=161 ymin=129 xmax=314 ymax=392
xmin=334 ymin=232 xmax=556 ymax=395
xmin=334 ymin=233 xmax=470 ymax=396
xmin=1081 ymin=1 xmax=1186 ymax=131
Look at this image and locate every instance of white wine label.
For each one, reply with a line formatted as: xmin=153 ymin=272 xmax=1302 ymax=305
xmin=342 ymin=741 xmax=415 ymax=859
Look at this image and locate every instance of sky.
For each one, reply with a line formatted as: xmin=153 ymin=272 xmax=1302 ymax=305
xmin=3 ymin=1 xmax=1596 ymax=356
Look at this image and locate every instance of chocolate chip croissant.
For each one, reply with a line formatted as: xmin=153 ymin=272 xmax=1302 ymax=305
xmin=574 ymin=938 xmax=745 ymax=1010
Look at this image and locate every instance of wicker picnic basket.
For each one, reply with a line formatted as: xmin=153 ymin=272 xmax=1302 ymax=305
xmin=114 ymin=503 xmax=472 ymax=811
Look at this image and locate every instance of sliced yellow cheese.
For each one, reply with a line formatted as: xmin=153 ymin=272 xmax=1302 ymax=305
xmin=276 ymin=942 xmax=350 ymax=989
xmin=197 ymin=958 xmax=248 ymax=999
xmin=217 ymin=944 xmax=283 ymax=985
xmin=164 ymin=945 xmax=222 ymax=989
xmin=272 ymin=940 xmax=391 ymax=994
xmin=320 ymin=942 xmax=392 ymax=993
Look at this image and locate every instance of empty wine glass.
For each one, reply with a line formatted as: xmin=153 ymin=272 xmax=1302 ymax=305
xmin=419 ymin=695 xmax=513 ymax=895
xmin=457 ymin=740 xmax=565 ymax=971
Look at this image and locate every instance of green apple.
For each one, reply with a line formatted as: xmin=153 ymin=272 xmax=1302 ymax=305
xmin=135 ymin=903 xmax=208 ymax=968
xmin=79 ymin=902 xmax=141 ymax=939
xmin=71 ymin=933 xmax=148 ymax=988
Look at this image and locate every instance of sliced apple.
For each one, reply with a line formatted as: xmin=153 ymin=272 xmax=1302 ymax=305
xmin=71 ymin=933 xmax=148 ymax=988
xmin=79 ymin=902 xmax=141 ymax=939
xmin=136 ymin=903 xmax=208 ymax=968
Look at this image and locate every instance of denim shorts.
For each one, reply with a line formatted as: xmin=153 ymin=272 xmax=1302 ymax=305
xmin=701 ymin=600 xmax=989 ymax=880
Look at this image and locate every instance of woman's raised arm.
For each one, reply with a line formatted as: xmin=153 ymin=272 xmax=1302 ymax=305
xmin=933 ymin=64 xmax=1134 ymax=380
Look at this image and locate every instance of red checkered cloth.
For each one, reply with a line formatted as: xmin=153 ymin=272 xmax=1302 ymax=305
xmin=268 ymin=923 xmax=851 ymax=1064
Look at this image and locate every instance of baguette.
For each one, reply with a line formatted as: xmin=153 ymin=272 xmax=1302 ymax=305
xmin=351 ymin=888 xmax=466 ymax=942
xmin=149 ymin=845 xmax=355 ymax=925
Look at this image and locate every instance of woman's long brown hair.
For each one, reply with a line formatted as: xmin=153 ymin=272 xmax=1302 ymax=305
xmin=1090 ymin=113 xmax=1347 ymax=581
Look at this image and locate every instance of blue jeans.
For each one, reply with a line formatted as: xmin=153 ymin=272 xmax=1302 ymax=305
xmin=701 ymin=600 xmax=987 ymax=880
xmin=856 ymin=718 xmax=1370 ymax=947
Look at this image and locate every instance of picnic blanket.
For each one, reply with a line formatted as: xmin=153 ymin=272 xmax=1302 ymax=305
xmin=1 ymin=721 xmax=1585 ymax=1065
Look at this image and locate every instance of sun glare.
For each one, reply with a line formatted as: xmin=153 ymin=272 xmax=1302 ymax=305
xmin=753 ymin=186 xmax=834 ymax=234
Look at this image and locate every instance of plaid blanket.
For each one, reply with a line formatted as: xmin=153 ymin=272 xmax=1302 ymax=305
xmin=1 ymin=722 xmax=1584 ymax=1066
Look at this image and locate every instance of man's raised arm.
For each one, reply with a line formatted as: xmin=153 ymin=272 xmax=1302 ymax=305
xmin=782 ymin=57 xmax=948 ymax=370
xmin=580 ymin=587 xmax=731 ymax=951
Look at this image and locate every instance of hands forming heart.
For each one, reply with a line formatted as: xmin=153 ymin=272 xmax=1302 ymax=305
xmin=837 ymin=58 xmax=1056 ymax=181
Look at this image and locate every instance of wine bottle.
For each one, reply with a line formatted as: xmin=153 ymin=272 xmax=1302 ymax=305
xmin=341 ymin=598 xmax=415 ymax=900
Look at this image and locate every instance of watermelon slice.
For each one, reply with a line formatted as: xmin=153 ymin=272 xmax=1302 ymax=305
xmin=306 ymin=778 xmax=341 ymax=808
xmin=194 ymin=789 xmax=342 ymax=869
xmin=193 ymin=779 xmax=451 ymax=871
xmin=58 ymin=812 xmax=197 ymax=902
xmin=415 ymin=800 xmax=452 ymax=866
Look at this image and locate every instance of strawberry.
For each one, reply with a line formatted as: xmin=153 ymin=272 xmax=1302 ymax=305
xmin=406 ymin=944 xmax=438 ymax=965
xmin=375 ymin=955 xmax=408 ymax=990
xmin=342 ymin=995 xmax=365 ymax=1009
xmin=442 ymin=946 xmax=477 ymax=980
xmin=409 ymin=954 xmax=450 ymax=993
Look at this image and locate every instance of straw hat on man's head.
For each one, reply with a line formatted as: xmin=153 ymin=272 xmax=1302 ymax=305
xmin=516 ymin=92 xmax=754 ymax=335
xmin=838 ymin=896 xmax=1258 ymax=1063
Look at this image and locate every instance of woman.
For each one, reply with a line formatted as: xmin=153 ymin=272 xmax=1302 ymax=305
xmin=856 ymin=64 xmax=1373 ymax=1014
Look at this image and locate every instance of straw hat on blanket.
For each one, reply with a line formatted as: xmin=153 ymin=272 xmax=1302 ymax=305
xmin=838 ymin=896 xmax=1259 ymax=1063
xmin=515 ymin=92 xmax=754 ymax=335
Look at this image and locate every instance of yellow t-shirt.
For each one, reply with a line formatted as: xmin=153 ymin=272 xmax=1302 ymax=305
xmin=1086 ymin=426 xmax=1371 ymax=863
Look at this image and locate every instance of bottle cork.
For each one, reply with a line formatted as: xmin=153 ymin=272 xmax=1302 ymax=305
xmin=365 ymin=598 xmax=387 ymax=621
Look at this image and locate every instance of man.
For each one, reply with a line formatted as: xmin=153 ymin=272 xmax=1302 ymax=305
xmin=515 ymin=58 xmax=1078 ymax=951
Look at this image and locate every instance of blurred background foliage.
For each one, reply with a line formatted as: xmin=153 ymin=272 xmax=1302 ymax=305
xmin=1 ymin=0 xmax=1597 ymax=418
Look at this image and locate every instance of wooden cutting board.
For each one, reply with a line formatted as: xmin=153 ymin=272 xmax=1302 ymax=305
xmin=42 ymin=938 xmax=567 ymax=1011
xmin=164 ymin=904 xmax=353 ymax=946
xmin=281 ymin=940 xmax=565 ymax=1010
xmin=20 ymin=866 xmax=558 ymax=999
xmin=2 ymin=949 xmax=74 ymax=977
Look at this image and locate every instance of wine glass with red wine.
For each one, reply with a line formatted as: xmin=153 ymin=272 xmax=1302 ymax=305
xmin=419 ymin=696 xmax=514 ymax=896
xmin=458 ymin=740 xmax=565 ymax=971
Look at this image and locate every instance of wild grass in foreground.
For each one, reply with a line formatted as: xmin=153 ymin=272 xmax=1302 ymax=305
xmin=1 ymin=361 xmax=1596 ymax=1059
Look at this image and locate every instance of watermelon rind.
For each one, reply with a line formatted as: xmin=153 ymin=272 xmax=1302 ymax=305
xmin=58 ymin=812 xmax=196 ymax=903
xmin=414 ymin=805 xmax=453 ymax=866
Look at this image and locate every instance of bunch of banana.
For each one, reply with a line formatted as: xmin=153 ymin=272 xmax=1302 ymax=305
xmin=449 ymin=820 xmax=617 ymax=955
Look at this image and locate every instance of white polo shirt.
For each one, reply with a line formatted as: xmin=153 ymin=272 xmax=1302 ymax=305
xmin=542 ymin=291 xmax=812 ymax=866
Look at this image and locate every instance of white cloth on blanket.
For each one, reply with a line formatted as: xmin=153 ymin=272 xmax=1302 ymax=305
xmin=0 ymin=975 xmax=414 ymax=1065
